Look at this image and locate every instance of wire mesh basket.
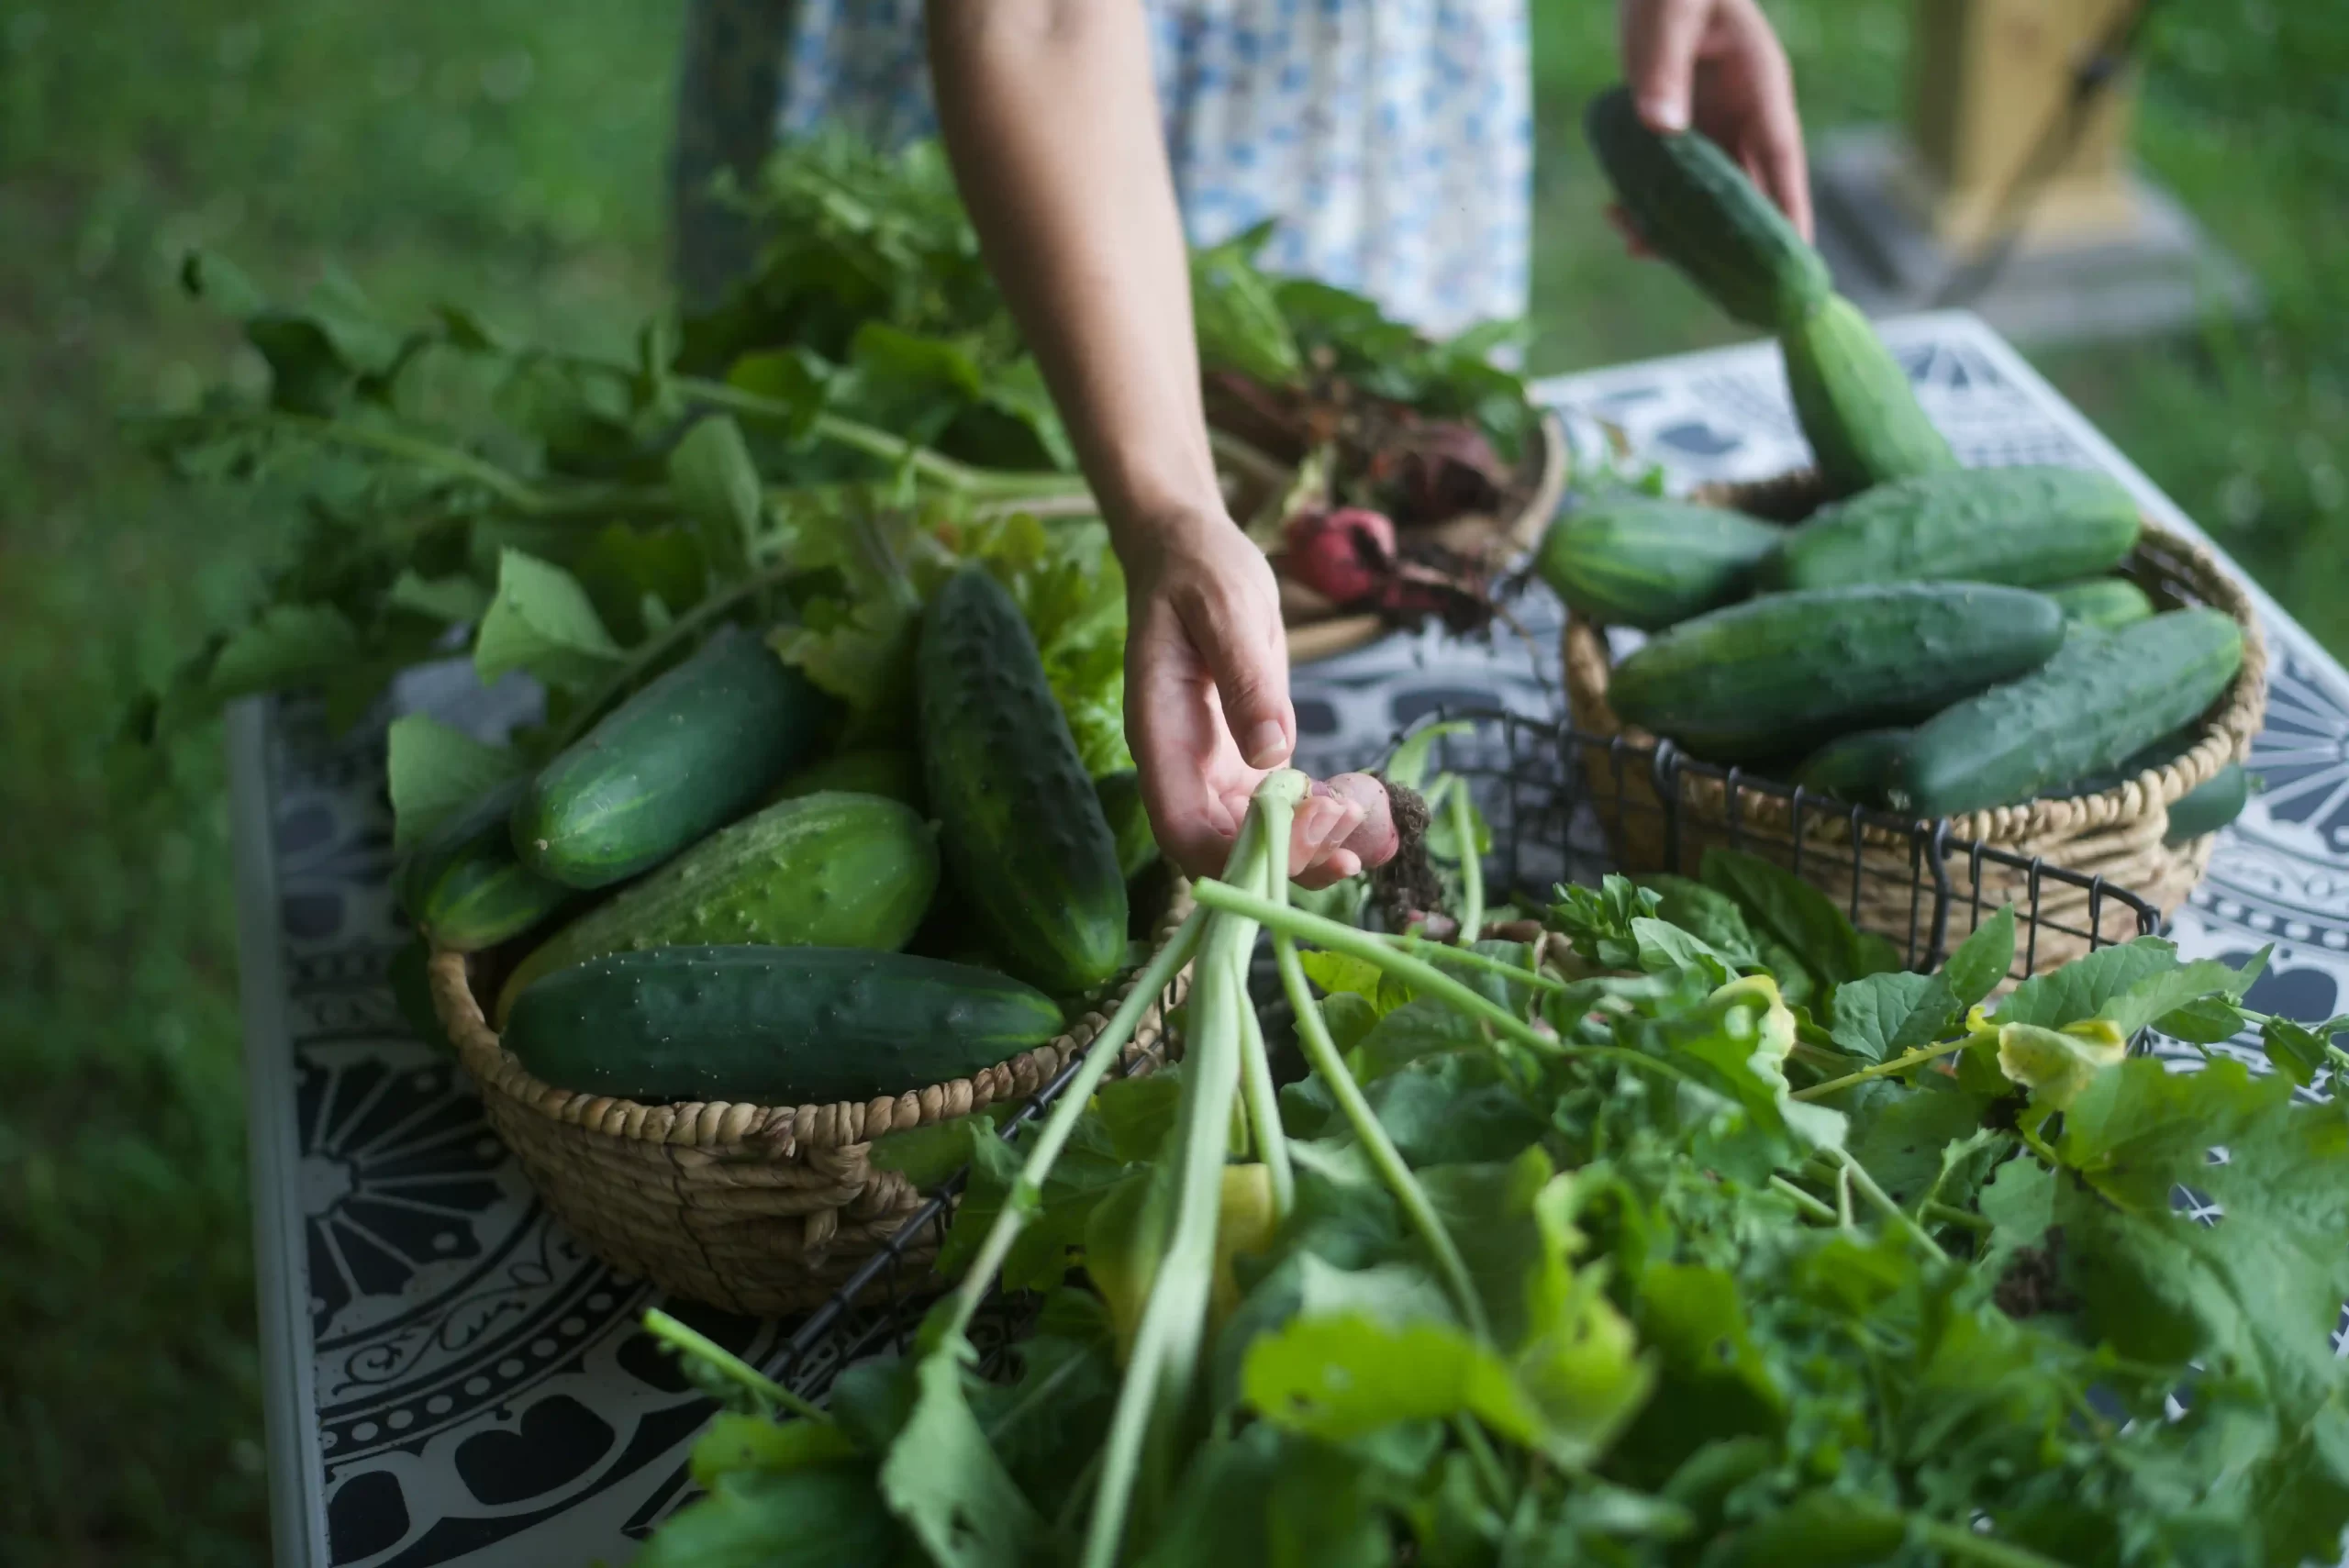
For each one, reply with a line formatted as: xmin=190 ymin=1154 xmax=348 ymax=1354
xmin=706 ymin=706 xmax=2163 ymax=1417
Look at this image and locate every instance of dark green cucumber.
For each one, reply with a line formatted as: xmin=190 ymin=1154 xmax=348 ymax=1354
xmin=1766 ymin=467 xmax=2141 ymax=591
xmin=918 ymin=566 xmax=1127 ymax=993
xmin=1898 ymin=610 xmax=2246 ymax=817
xmin=1609 ymin=582 xmax=2065 ymax=762
xmin=504 ymin=945 xmax=1064 ymax=1105
xmin=1781 ymin=295 xmax=1960 ymax=495
xmin=1583 ymin=85 xmax=1831 ymax=331
xmin=1537 ymin=496 xmax=1783 ymax=630
xmin=2165 ymin=764 xmax=2251 ymax=845
xmin=1095 ymin=770 xmax=1162 ymax=882
xmin=770 ymin=747 xmax=923 ymax=809
xmin=513 ymin=624 xmax=835 ymax=889
xmin=495 ymin=790 xmax=939 ymax=1024
xmin=1793 ymin=728 xmax=1913 ymax=808
xmin=2046 ymin=577 xmax=2155 ymax=631
xmin=395 ymin=776 xmax=575 ymax=951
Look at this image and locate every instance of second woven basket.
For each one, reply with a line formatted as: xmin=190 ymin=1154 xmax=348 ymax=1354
xmin=1562 ymin=471 xmax=2267 ymax=973
xmin=428 ymin=882 xmax=1194 ymax=1318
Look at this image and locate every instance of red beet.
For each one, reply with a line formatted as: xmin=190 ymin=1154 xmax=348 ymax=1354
xmin=1278 ymin=508 xmax=1397 ymax=608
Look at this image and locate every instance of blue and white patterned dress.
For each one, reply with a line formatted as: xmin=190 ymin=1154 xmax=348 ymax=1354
xmin=673 ymin=0 xmax=1532 ymax=341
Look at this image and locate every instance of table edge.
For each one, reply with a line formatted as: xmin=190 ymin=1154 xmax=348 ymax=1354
xmin=228 ymin=696 xmax=329 ymax=1568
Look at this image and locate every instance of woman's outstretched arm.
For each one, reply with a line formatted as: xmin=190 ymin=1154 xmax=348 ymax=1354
xmin=925 ymin=0 xmax=1374 ymax=885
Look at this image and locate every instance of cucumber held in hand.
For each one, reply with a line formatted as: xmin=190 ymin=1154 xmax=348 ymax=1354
xmin=918 ymin=566 xmax=1128 ymax=994
xmin=1538 ymin=495 xmax=1783 ymax=630
xmin=513 ymin=624 xmax=835 ymax=889
xmin=1766 ymin=467 xmax=2141 ymax=592
xmin=503 ymin=945 xmax=1064 ymax=1106
xmin=1609 ymin=582 xmax=2064 ymax=762
xmin=1898 ymin=608 xmax=2246 ymax=818
xmin=1781 ymin=295 xmax=1960 ymax=495
xmin=1583 ymin=84 xmax=1831 ymax=331
xmin=494 ymin=790 xmax=940 ymax=1025
xmin=2046 ymin=576 xmax=2155 ymax=632
xmin=396 ymin=776 xmax=576 ymax=951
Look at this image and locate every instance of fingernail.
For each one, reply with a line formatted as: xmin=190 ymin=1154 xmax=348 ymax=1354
xmin=1639 ymin=94 xmax=1687 ymax=132
xmin=1243 ymin=721 xmax=1288 ymax=768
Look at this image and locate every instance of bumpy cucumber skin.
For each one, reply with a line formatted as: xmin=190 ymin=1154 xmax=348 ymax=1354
xmin=1793 ymin=728 xmax=1914 ymax=808
xmin=2046 ymin=577 xmax=2155 ymax=631
xmin=2165 ymin=764 xmax=2251 ymax=845
xmin=918 ymin=566 xmax=1128 ymax=994
xmin=494 ymin=790 xmax=939 ymax=1025
xmin=769 ymin=747 xmax=924 ymax=810
xmin=1898 ymin=609 xmax=2246 ymax=818
xmin=1584 ymin=86 xmax=1831 ymax=331
xmin=1767 ymin=467 xmax=2141 ymax=592
xmin=512 ymin=624 xmax=834 ymax=890
xmin=504 ymin=945 xmax=1064 ymax=1106
xmin=1538 ymin=496 xmax=1784 ymax=630
xmin=1609 ymin=582 xmax=2065 ymax=762
xmin=396 ymin=776 xmax=575 ymax=951
xmin=1094 ymin=770 xmax=1162 ymax=882
xmin=1781 ymin=296 xmax=1960 ymax=495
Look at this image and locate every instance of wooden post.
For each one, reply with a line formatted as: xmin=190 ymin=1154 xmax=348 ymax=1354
xmin=1889 ymin=0 xmax=2144 ymax=250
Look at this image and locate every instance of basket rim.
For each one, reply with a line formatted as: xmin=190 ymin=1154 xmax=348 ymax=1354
xmin=1281 ymin=408 xmax=1571 ymax=663
xmin=1560 ymin=468 xmax=2270 ymax=848
xmin=427 ymin=876 xmax=1195 ymax=1159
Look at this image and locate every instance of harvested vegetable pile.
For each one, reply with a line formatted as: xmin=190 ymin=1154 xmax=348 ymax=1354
xmin=639 ymin=767 xmax=2349 ymax=1568
xmin=1537 ymin=89 xmax=2252 ymax=834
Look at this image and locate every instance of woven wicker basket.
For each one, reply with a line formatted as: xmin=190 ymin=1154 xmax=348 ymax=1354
xmin=1279 ymin=411 xmax=1572 ymax=664
xmin=427 ymin=882 xmax=1194 ymax=1317
xmin=1561 ymin=471 xmax=2268 ymax=971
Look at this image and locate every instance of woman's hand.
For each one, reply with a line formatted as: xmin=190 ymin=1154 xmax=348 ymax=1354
xmin=1613 ymin=0 xmax=1811 ymax=241
xmin=1122 ymin=510 xmax=1371 ymax=889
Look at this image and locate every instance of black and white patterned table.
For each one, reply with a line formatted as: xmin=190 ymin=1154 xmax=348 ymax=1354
xmin=229 ymin=310 xmax=2349 ymax=1566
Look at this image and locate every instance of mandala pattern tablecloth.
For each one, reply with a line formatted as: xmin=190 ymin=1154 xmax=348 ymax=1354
xmin=231 ymin=310 xmax=2349 ymax=1566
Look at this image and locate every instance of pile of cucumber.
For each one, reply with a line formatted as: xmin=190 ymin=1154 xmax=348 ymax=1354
xmin=395 ymin=567 xmax=1155 ymax=1108
xmin=1541 ymin=458 xmax=2250 ymax=835
xmin=1547 ymin=87 xmax=2254 ymax=840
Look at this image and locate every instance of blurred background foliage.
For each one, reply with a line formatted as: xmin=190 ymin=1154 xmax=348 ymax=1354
xmin=0 ymin=0 xmax=2338 ymax=1559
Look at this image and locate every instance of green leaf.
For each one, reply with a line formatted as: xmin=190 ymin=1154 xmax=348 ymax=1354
xmin=1941 ymin=905 xmax=2017 ymax=1012
xmin=2054 ymin=1059 xmax=2349 ymax=1449
xmin=1637 ymin=875 xmax=1763 ymax=972
xmin=1827 ymin=970 xmax=1956 ymax=1063
xmin=1630 ymin=917 xmax=1737 ymax=986
xmin=1846 ymin=1076 xmax=1999 ymax=1209
xmin=1548 ymin=874 xmax=1663 ymax=972
xmin=208 ymin=604 xmax=364 ymax=700
xmin=2158 ymin=995 xmax=2251 ymax=1046
xmin=1699 ymin=849 xmax=1900 ymax=987
xmin=690 ymin=1413 xmax=861 ymax=1488
xmin=570 ymin=524 xmax=710 ymax=645
xmin=1132 ymin=1426 xmax=1387 ymax=1568
xmin=1242 ymin=1311 xmax=1630 ymax=1469
xmin=388 ymin=570 xmax=492 ymax=627
xmin=877 ymin=1340 xmax=1050 ymax=1568
xmin=725 ymin=347 xmax=831 ymax=439
xmin=2263 ymin=1014 xmax=2337 ymax=1085
xmin=473 ymin=548 xmax=626 ymax=693
xmin=384 ymin=714 xmax=524 ymax=851
xmin=669 ymin=414 xmax=764 ymax=557
xmin=1706 ymin=1491 xmax=1906 ymax=1568
xmin=1976 ymin=1152 xmax=2055 ymax=1278
xmin=1189 ymin=225 xmax=1305 ymax=387
xmin=2098 ymin=947 xmax=2269 ymax=1039
xmin=634 ymin=1463 xmax=907 ymax=1568
xmin=1298 ymin=951 xmax=1389 ymax=1009
xmin=1994 ymin=936 xmax=2179 ymax=1029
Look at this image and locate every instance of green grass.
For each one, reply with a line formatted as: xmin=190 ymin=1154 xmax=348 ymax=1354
xmin=0 ymin=0 xmax=2339 ymax=1561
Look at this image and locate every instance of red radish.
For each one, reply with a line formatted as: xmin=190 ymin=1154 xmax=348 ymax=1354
xmin=1320 ymin=773 xmax=1399 ymax=867
xmin=1278 ymin=508 xmax=1397 ymax=608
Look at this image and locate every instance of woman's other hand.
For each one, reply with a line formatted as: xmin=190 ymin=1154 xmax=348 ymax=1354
xmin=1611 ymin=0 xmax=1811 ymax=248
xmin=1121 ymin=510 xmax=1369 ymax=889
